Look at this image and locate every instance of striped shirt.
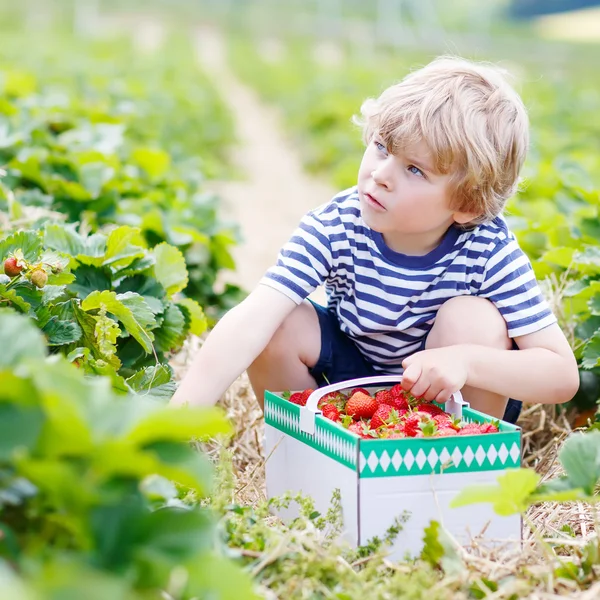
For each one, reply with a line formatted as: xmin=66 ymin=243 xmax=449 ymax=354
xmin=261 ymin=187 xmax=556 ymax=373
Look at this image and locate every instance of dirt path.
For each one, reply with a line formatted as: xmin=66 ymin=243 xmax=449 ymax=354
xmin=193 ymin=27 xmax=332 ymax=303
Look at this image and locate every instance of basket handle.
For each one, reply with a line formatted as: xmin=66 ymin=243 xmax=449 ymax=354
xmin=299 ymin=375 xmax=468 ymax=435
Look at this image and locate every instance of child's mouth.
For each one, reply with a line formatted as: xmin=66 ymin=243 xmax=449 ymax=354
xmin=365 ymin=193 xmax=385 ymax=211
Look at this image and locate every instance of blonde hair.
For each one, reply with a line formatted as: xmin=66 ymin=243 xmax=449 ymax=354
xmin=355 ymin=56 xmax=529 ymax=225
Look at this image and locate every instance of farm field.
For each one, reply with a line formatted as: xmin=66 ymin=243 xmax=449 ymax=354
xmin=2 ymin=2 xmax=600 ymax=598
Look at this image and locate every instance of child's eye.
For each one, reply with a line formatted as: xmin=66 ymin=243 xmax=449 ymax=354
xmin=374 ymin=140 xmax=388 ymax=155
xmin=408 ymin=165 xmax=425 ymax=178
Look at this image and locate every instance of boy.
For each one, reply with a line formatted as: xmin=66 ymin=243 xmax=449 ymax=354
xmin=171 ymin=56 xmax=579 ymax=421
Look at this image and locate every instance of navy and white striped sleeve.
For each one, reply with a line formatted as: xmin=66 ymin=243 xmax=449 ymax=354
xmin=260 ymin=210 xmax=333 ymax=304
xmin=478 ymin=236 xmax=556 ymax=338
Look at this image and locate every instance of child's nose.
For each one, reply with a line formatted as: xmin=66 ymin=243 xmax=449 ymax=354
xmin=371 ymin=167 xmax=392 ymax=190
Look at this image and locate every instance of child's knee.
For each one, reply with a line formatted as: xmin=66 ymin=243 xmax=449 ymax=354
xmin=251 ymin=301 xmax=321 ymax=366
xmin=427 ymin=296 xmax=512 ymax=350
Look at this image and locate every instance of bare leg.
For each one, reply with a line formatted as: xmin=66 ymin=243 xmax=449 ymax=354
xmin=247 ymin=300 xmax=322 ymax=410
xmin=426 ymin=296 xmax=512 ymax=419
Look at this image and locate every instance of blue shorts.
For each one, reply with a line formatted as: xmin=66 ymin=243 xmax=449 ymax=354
xmin=307 ymin=300 xmax=522 ymax=425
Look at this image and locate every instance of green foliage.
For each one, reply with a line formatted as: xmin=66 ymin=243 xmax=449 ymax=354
xmin=451 ymin=431 xmax=600 ymax=514
xmin=0 ymin=225 xmax=206 ymax=393
xmin=0 ymin=311 xmax=257 ymax=599
xmin=0 ymin=34 xmax=244 ymax=320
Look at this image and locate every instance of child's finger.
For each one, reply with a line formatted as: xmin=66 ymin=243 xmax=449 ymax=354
xmin=401 ymin=362 xmax=421 ymax=391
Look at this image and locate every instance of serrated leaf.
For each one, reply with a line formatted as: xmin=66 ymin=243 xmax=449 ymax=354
xmin=450 ymin=469 xmax=540 ymax=516
xmin=177 ymin=298 xmax=207 ymax=336
xmin=582 ymin=330 xmax=600 ymax=369
xmin=69 ymin=265 xmax=112 ymax=299
xmin=41 ymin=284 xmax=69 ymax=305
xmin=0 ymin=230 xmax=43 ymax=263
xmin=118 ymin=291 xmax=157 ymax=331
xmin=44 ymin=223 xmax=86 ymax=257
xmin=126 ymin=364 xmax=172 ymax=391
xmin=154 ymin=303 xmax=186 ymax=353
xmin=153 ymin=242 xmax=188 ymax=297
xmin=126 ymin=365 xmax=176 ymax=401
xmin=557 ymin=431 xmax=600 ymax=496
xmin=0 ymin=311 xmax=46 ymax=367
xmin=82 ymin=290 xmax=155 ymax=353
xmin=102 ymin=225 xmax=145 ymax=269
xmin=39 ymin=250 xmax=70 ymax=274
xmin=42 ymin=316 xmax=83 ymax=346
xmin=113 ymin=255 xmax=155 ymax=277
xmin=0 ymin=284 xmax=32 ymax=313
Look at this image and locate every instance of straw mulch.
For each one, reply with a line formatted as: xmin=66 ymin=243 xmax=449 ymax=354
xmin=171 ymin=333 xmax=599 ymax=598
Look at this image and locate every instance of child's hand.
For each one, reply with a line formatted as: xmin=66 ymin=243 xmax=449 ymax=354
xmin=401 ymin=346 xmax=470 ymax=403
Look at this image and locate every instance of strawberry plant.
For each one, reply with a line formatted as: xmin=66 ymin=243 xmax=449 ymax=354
xmin=0 ymin=37 xmax=244 ymax=320
xmin=0 ymin=224 xmax=207 ymax=395
xmin=0 ymin=310 xmax=257 ymax=599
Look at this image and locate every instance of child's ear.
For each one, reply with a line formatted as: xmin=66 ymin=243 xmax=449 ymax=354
xmin=453 ymin=210 xmax=481 ymax=225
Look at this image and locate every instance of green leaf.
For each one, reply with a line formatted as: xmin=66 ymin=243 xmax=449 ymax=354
xmin=82 ymin=290 xmax=155 ymax=353
xmin=186 ymin=553 xmax=261 ymax=600
xmin=450 ymin=469 xmax=540 ymax=516
xmin=79 ymin=162 xmax=114 ymax=197
xmin=44 ymin=223 xmax=86 ymax=257
xmin=126 ymin=406 xmax=230 ymax=446
xmin=582 ymin=330 xmax=600 ymax=369
xmin=421 ymin=520 xmax=463 ymax=575
xmin=132 ymin=147 xmax=171 ymax=179
xmin=0 ymin=402 xmax=45 ymax=460
xmin=153 ymin=242 xmax=188 ymax=297
xmin=541 ymin=247 xmax=574 ymax=269
xmin=0 ymin=284 xmax=32 ymax=313
xmin=69 ymin=265 xmax=112 ymax=299
xmin=42 ymin=316 xmax=83 ymax=346
xmin=126 ymin=364 xmax=172 ymax=392
xmin=557 ymin=431 xmax=600 ymax=496
xmin=178 ymin=297 xmax=208 ymax=336
xmin=154 ymin=303 xmax=186 ymax=353
xmin=0 ymin=311 xmax=46 ymax=367
xmin=102 ymin=225 xmax=145 ymax=269
xmin=0 ymin=230 xmax=43 ymax=263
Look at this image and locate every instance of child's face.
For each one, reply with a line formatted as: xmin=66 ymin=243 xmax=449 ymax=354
xmin=357 ymin=136 xmax=477 ymax=254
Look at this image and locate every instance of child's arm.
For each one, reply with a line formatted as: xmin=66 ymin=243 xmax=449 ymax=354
xmin=169 ymin=285 xmax=297 ymax=407
xmin=401 ymin=323 xmax=579 ymax=405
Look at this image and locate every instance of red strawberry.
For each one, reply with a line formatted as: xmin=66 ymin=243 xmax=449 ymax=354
xmin=4 ymin=257 xmax=23 ymax=278
xmin=458 ymin=422 xmax=484 ymax=436
xmin=401 ymin=413 xmax=425 ymax=437
xmin=348 ymin=421 xmax=375 ymax=439
xmin=374 ymin=389 xmax=394 ymax=406
xmin=288 ymin=388 xmax=314 ymax=406
xmin=387 ymin=395 xmax=409 ymax=412
xmin=321 ymin=404 xmax=341 ymax=422
xmin=390 ymin=384 xmax=405 ymax=398
xmin=318 ymin=391 xmax=347 ymax=410
xmin=350 ymin=387 xmax=370 ymax=396
xmin=436 ymin=426 xmax=458 ymax=437
xmin=416 ymin=403 xmax=446 ymax=417
xmin=370 ymin=405 xmax=399 ymax=429
xmin=479 ymin=422 xmax=499 ymax=433
xmin=345 ymin=391 xmax=378 ymax=420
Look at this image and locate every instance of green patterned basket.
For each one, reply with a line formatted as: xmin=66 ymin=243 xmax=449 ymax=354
xmin=264 ymin=375 xmax=521 ymax=477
